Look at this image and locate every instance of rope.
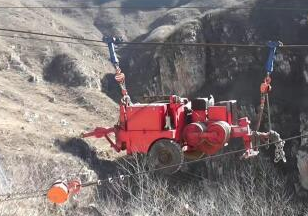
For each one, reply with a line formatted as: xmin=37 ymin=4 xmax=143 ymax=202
xmin=0 ymin=193 xmax=47 ymax=203
xmin=0 ymin=34 xmax=152 ymax=50
xmin=0 ymin=189 xmax=48 ymax=202
xmin=0 ymin=133 xmax=306 ymax=203
xmin=0 ymin=34 xmax=108 ymax=47
xmin=0 ymin=28 xmax=103 ymax=43
xmin=0 ymin=28 xmax=265 ymax=47
xmin=1 ymin=28 xmax=308 ymax=48
xmin=0 ymin=133 xmax=306 ymax=202
xmin=0 ymin=189 xmax=47 ymax=197
xmin=81 ymin=133 xmax=308 ymax=188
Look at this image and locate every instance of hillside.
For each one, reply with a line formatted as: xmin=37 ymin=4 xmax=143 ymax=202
xmin=0 ymin=0 xmax=308 ymax=215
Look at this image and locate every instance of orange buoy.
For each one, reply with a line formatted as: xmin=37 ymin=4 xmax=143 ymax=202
xmin=47 ymin=180 xmax=81 ymax=204
xmin=47 ymin=180 xmax=69 ymax=204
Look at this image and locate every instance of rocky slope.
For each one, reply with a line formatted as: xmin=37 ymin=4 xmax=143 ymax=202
xmin=0 ymin=0 xmax=308 ymax=215
xmin=0 ymin=0 xmax=120 ymax=214
xmin=119 ymin=0 xmax=308 ymax=193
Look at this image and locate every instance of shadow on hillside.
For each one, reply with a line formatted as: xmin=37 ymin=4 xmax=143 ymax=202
xmin=55 ymin=138 xmax=208 ymax=186
xmin=101 ymin=73 xmax=122 ymax=103
xmin=56 ymin=138 xmax=120 ymax=181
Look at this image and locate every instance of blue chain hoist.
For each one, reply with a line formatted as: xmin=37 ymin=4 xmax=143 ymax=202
xmin=255 ymin=41 xmax=283 ymax=131
xmin=103 ymin=36 xmax=131 ymax=105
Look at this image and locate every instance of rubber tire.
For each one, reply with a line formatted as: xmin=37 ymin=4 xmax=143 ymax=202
xmin=147 ymin=139 xmax=184 ymax=175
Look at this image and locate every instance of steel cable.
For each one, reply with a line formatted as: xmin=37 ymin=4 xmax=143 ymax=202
xmin=0 ymin=6 xmax=308 ymax=11
xmin=81 ymin=133 xmax=308 ymax=188
xmin=2 ymin=28 xmax=308 ymax=48
xmin=0 ymin=133 xmax=307 ymax=202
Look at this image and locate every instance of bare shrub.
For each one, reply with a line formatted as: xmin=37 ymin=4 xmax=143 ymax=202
xmin=1 ymin=155 xmax=306 ymax=216
xmin=95 ymin=155 xmax=307 ymax=216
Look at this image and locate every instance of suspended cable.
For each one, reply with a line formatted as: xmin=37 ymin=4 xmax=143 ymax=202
xmin=0 ymin=28 xmax=103 ymax=43
xmin=0 ymin=34 xmax=107 ymax=47
xmin=0 ymin=189 xmax=47 ymax=202
xmin=81 ymin=133 xmax=308 ymax=188
xmin=0 ymin=33 xmax=264 ymax=49
xmin=0 ymin=133 xmax=307 ymax=202
xmin=0 ymin=28 xmax=266 ymax=48
xmin=1 ymin=28 xmax=308 ymax=49
xmin=0 ymin=189 xmax=47 ymax=197
xmin=1 ymin=27 xmax=263 ymax=47
xmin=0 ymin=193 xmax=46 ymax=203
xmin=0 ymin=34 xmax=155 ymax=51
xmin=119 ymin=41 xmax=266 ymax=48
xmin=0 ymin=6 xmax=308 ymax=11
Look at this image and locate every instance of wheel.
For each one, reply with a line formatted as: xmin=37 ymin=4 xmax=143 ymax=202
xmin=147 ymin=139 xmax=184 ymax=175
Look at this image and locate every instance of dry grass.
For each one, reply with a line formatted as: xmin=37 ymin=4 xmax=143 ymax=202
xmin=94 ymin=155 xmax=308 ymax=216
xmin=0 ymin=155 xmax=307 ymax=216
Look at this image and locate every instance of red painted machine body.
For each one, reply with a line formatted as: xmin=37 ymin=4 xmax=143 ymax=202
xmin=83 ymin=95 xmax=255 ymax=156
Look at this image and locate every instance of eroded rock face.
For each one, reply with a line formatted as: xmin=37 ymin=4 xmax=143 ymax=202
xmin=157 ymin=21 xmax=206 ymax=96
xmin=299 ymin=77 xmax=308 ymax=190
xmin=0 ymin=51 xmax=29 ymax=73
xmin=298 ymin=149 xmax=308 ymax=190
xmin=120 ymin=0 xmax=308 ymax=190
xmin=298 ymin=52 xmax=308 ymax=190
xmin=44 ymin=54 xmax=101 ymax=88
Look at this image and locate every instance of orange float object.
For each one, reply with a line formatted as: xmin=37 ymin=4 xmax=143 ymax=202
xmin=47 ymin=180 xmax=81 ymax=204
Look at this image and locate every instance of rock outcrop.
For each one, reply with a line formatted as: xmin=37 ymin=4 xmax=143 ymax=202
xmin=119 ymin=0 xmax=308 ymax=191
xmin=44 ymin=54 xmax=101 ymax=88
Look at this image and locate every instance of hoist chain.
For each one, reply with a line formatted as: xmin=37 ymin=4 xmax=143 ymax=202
xmin=269 ymin=130 xmax=286 ymax=163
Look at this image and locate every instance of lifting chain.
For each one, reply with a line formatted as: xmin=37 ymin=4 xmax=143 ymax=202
xmin=269 ymin=130 xmax=286 ymax=163
xmin=251 ymin=131 xmax=286 ymax=163
xmin=254 ymin=41 xmax=286 ymax=163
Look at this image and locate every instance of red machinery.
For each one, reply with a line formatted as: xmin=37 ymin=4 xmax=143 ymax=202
xmin=83 ymin=96 xmax=260 ymax=173
xmin=82 ymin=38 xmax=285 ymax=174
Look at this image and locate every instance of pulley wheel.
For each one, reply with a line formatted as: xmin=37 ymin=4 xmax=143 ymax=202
xmin=199 ymin=121 xmax=231 ymax=155
xmin=148 ymin=139 xmax=184 ymax=175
